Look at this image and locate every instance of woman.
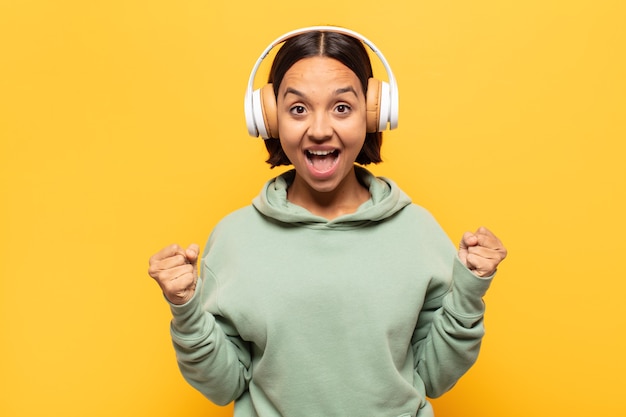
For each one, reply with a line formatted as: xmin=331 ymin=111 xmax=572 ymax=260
xmin=148 ymin=27 xmax=507 ymax=417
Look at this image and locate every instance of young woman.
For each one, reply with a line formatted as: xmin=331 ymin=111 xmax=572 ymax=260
xmin=148 ymin=27 xmax=507 ymax=417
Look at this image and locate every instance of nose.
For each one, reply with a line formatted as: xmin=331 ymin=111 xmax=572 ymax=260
xmin=307 ymin=111 xmax=333 ymax=141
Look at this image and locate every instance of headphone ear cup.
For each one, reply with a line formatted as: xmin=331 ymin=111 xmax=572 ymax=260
xmin=250 ymin=84 xmax=278 ymax=139
xmin=378 ymin=80 xmax=391 ymax=131
xmin=260 ymin=84 xmax=278 ymax=139
xmin=250 ymin=88 xmax=266 ymax=138
xmin=366 ymin=78 xmax=382 ymax=133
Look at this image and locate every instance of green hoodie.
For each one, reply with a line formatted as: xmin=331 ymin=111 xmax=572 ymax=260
xmin=169 ymin=167 xmax=493 ymax=417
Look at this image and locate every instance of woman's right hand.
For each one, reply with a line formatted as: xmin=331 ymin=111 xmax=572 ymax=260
xmin=148 ymin=244 xmax=199 ymax=305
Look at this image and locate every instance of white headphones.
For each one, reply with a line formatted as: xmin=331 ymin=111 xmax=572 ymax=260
xmin=244 ymin=26 xmax=399 ymax=139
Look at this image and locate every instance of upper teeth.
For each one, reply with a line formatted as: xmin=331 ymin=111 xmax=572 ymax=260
xmin=308 ymin=150 xmax=334 ymax=156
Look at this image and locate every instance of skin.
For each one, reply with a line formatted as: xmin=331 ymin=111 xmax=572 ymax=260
xmin=148 ymin=57 xmax=507 ymax=304
xmin=148 ymin=244 xmax=199 ymax=305
xmin=276 ymin=56 xmax=370 ymax=220
xmin=459 ymin=226 xmax=507 ymax=278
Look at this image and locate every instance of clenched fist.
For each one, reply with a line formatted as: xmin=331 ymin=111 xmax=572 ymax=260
xmin=148 ymin=244 xmax=200 ymax=305
xmin=458 ymin=227 xmax=507 ymax=278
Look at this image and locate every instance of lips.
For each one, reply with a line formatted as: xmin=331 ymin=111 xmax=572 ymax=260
xmin=305 ymin=149 xmax=340 ymax=175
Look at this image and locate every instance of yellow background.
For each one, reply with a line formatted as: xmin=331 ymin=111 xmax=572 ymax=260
xmin=1 ymin=0 xmax=625 ymax=416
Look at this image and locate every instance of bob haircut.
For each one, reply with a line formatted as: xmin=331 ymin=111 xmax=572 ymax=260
xmin=264 ymin=30 xmax=383 ymax=168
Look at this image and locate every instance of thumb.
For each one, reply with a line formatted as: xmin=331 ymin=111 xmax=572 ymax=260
xmin=459 ymin=231 xmax=478 ymax=250
xmin=185 ymin=244 xmax=200 ymax=279
xmin=185 ymin=243 xmax=200 ymax=262
xmin=458 ymin=231 xmax=477 ymax=270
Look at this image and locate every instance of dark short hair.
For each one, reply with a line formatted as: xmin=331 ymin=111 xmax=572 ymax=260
xmin=264 ymin=30 xmax=383 ymax=168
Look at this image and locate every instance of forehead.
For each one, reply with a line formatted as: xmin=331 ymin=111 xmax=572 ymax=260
xmin=279 ymin=56 xmax=362 ymax=93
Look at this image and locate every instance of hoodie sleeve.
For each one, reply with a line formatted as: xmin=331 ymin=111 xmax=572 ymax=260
xmin=411 ymin=256 xmax=493 ymax=398
xmin=169 ymin=274 xmax=252 ymax=406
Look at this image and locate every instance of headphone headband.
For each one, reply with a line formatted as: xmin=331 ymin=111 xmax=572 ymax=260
xmin=244 ymin=26 xmax=399 ymax=138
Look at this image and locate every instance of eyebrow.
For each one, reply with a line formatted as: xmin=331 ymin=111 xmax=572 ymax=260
xmin=335 ymin=86 xmax=359 ymax=96
xmin=283 ymin=86 xmax=359 ymax=99
xmin=283 ymin=87 xmax=305 ymax=99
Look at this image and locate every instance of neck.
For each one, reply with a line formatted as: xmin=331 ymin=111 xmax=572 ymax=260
xmin=287 ymin=167 xmax=370 ymax=220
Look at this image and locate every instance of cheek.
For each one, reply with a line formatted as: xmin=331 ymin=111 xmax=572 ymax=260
xmin=276 ymin=119 xmax=300 ymax=149
xmin=338 ymin=118 xmax=368 ymax=145
xmin=276 ymin=121 xmax=300 ymax=154
xmin=276 ymin=107 xmax=301 ymax=135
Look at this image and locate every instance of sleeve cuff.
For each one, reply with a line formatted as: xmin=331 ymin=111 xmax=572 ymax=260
xmin=168 ymin=278 xmax=214 ymax=337
xmin=442 ymin=257 xmax=494 ymax=325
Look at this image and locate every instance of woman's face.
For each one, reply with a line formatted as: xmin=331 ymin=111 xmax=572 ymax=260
xmin=276 ymin=56 xmax=367 ymax=196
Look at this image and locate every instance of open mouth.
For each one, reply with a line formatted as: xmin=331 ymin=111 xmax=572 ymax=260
xmin=305 ymin=149 xmax=340 ymax=173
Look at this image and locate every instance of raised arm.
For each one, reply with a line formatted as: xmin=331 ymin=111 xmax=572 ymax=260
xmin=412 ymin=227 xmax=506 ymax=397
xmin=148 ymin=244 xmax=252 ymax=405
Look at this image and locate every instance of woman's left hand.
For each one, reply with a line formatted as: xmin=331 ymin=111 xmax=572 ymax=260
xmin=458 ymin=227 xmax=507 ymax=277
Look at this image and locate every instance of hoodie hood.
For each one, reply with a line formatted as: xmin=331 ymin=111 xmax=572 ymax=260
xmin=252 ymin=166 xmax=412 ymax=229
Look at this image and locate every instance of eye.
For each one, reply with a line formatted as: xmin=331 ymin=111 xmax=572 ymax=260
xmin=290 ymin=105 xmax=306 ymax=115
xmin=335 ymin=104 xmax=351 ymax=114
